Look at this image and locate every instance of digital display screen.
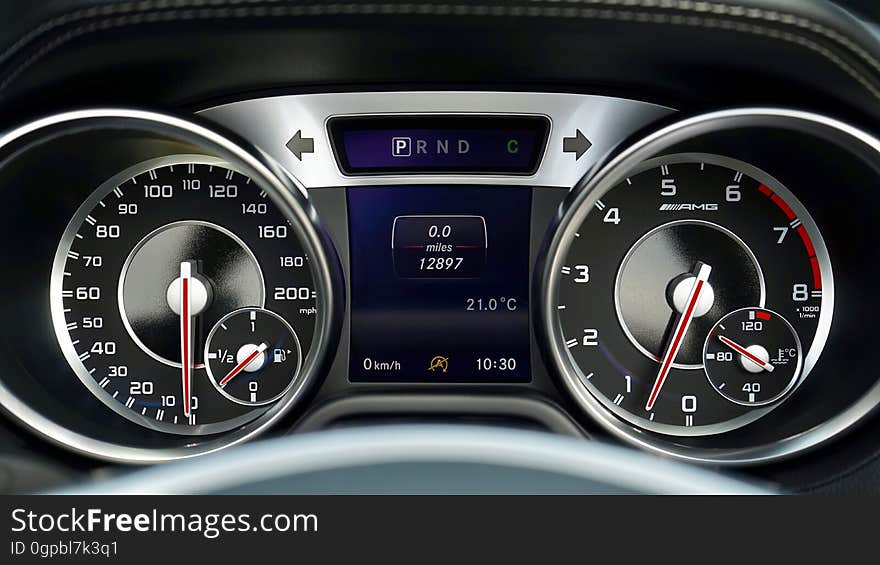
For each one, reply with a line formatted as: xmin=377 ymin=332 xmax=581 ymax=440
xmin=348 ymin=186 xmax=532 ymax=383
xmin=329 ymin=115 xmax=549 ymax=175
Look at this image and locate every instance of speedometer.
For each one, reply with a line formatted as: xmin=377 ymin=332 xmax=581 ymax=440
xmin=544 ymin=153 xmax=833 ymax=436
xmin=51 ymin=155 xmax=318 ymax=435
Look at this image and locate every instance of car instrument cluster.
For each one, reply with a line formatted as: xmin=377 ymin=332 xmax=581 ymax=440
xmin=0 ymin=93 xmax=878 ymax=465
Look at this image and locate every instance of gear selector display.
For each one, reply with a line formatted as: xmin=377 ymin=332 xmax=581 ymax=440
xmin=329 ymin=115 xmax=549 ymax=175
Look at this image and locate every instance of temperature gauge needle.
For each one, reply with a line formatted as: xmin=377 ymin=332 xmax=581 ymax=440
xmin=646 ymin=262 xmax=712 ymax=411
xmin=717 ymin=335 xmax=775 ymax=373
xmin=219 ymin=343 xmax=268 ymax=387
xmin=179 ymin=261 xmax=194 ymax=418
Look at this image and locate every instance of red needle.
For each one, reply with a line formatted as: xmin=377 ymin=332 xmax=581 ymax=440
xmin=180 ymin=262 xmax=194 ymax=418
xmin=646 ymin=262 xmax=712 ymax=411
xmin=717 ymin=335 xmax=775 ymax=373
xmin=219 ymin=343 xmax=268 ymax=387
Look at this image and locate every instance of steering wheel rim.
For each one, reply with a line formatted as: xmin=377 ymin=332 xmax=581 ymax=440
xmin=59 ymin=426 xmax=772 ymax=495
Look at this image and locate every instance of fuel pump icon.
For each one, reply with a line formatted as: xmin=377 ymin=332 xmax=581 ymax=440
xmin=273 ymin=349 xmax=288 ymax=363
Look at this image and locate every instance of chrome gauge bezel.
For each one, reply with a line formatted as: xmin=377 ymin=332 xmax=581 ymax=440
xmin=536 ymin=108 xmax=878 ymax=465
xmin=0 ymin=109 xmax=343 ymax=463
xmin=50 ymin=155 xmax=273 ymax=436
xmin=548 ymin=152 xmax=832 ymax=439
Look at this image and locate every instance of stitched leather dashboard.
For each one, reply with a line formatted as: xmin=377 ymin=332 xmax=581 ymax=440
xmin=0 ymin=0 xmax=878 ymax=127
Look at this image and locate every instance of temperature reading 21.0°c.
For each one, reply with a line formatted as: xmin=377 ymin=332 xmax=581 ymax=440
xmin=465 ymin=297 xmax=519 ymax=312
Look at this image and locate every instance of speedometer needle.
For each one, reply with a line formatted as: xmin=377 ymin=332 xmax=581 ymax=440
xmin=717 ymin=335 xmax=775 ymax=373
xmin=219 ymin=343 xmax=268 ymax=387
xmin=180 ymin=261 xmax=195 ymax=418
xmin=645 ymin=262 xmax=712 ymax=411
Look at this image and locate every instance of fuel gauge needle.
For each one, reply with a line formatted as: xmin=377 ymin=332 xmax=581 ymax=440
xmin=646 ymin=262 xmax=712 ymax=411
xmin=717 ymin=335 xmax=775 ymax=373
xmin=219 ymin=343 xmax=268 ymax=387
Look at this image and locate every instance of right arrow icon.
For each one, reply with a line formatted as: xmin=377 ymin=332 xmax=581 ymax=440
xmin=562 ymin=129 xmax=592 ymax=160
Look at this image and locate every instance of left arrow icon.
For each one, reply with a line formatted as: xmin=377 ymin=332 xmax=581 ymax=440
xmin=286 ymin=130 xmax=315 ymax=160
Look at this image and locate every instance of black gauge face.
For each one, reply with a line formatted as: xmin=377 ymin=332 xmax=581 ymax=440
xmin=553 ymin=154 xmax=832 ymax=436
xmin=703 ymin=307 xmax=802 ymax=406
xmin=51 ymin=157 xmax=318 ymax=435
xmin=205 ymin=307 xmax=303 ymax=406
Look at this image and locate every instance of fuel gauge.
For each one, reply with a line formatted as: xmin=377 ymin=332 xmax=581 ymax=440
xmin=703 ymin=307 xmax=802 ymax=407
xmin=205 ymin=307 xmax=302 ymax=406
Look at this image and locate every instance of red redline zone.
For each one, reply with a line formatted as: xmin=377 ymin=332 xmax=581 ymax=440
xmin=770 ymin=193 xmax=796 ymax=220
xmin=795 ymin=225 xmax=816 ymax=257
xmin=810 ymin=257 xmax=822 ymax=290
xmin=757 ymin=184 xmax=822 ymax=290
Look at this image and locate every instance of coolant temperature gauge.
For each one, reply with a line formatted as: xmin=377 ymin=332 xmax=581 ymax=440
xmin=703 ymin=307 xmax=802 ymax=407
xmin=205 ymin=307 xmax=302 ymax=406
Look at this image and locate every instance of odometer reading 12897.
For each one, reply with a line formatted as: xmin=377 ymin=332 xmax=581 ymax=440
xmin=552 ymin=154 xmax=833 ymax=436
xmin=51 ymin=156 xmax=318 ymax=435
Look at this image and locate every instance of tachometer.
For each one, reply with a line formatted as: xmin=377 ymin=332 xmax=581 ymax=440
xmin=51 ymin=156 xmax=318 ymax=435
xmin=545 ymin=154 xmax=832 ymax=436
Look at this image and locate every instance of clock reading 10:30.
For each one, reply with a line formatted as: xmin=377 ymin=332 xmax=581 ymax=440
xmin=476 ymin=357 xmax=518 ymax=371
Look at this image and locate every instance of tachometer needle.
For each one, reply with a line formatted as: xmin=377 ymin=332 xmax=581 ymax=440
xmin=180 ymin=261 xmax=195 ymax=418
xmin=219 ymin=343 xmax=268 ymax=387
xmin=717 ymin=335 xmax=775 ymax=373
xmin=646 ymin=262 xmax=712 ymax=411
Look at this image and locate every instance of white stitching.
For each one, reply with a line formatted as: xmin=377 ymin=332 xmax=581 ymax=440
xmin=0 ymin=0 xmax=878 ymax=100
